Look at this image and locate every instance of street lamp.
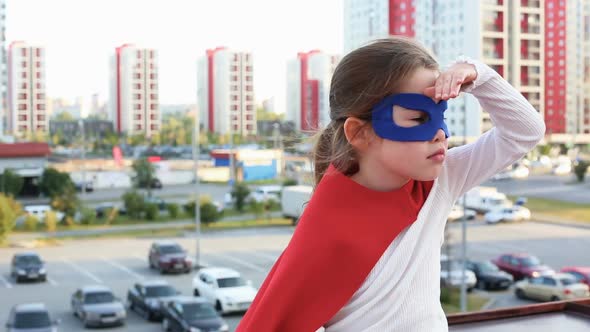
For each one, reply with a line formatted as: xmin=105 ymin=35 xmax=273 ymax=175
xmin=78 ymin=119 xmax=87 ymax=199
xmin=192 ymin=114 xmax=202 ymax=268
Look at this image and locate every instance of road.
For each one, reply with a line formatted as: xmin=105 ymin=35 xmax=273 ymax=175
xmin=482 ymin=174 xmax=590 ymax=204
xmin=2 ymin=219 xmax=589 ymax=331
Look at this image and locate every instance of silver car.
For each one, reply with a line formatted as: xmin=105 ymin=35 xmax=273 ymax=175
xmin=5 ymin=303 xmax=59 ymax=332
xmin=71 ymin=285 xmax=126 ymax=327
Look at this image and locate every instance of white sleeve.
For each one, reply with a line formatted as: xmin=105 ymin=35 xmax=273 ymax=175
xmin=443 ymin=58 xmax=546 ymax=200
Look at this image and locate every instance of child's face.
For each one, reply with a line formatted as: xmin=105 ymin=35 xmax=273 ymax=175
xmin=366 ymin=67 xmax=448 ymax=181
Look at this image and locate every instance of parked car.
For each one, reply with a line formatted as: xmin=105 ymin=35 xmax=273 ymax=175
xmin=148 ymin=241 xmax=193 ymax=274
xmin=74 ymin=180 xmax=94 ymax=192
xmin=71 ymin=285 xmax=126 ymax=327
xmin=249 ymin=185 xmax=282 ymax=203
xmin=5 ymin=303 xmax=60 ymax=332
xmin=515 ymin=273 xmax=590 ymax=302
xmin=95 ymin=202 xmax=126 ymax=218
xmin=447 ymin=204 xmax=477 ymax=221
xmin=466 ymin=260 xmax=513 ymax=290
xmin=23 ymin=205 xmax=65 ymax=223
xmin=192 ymin=267 xmax=258 ymax=314
xmin=561 ymin=267 xmax=590 ymax=287
xmin=127 ymin=280 xmax=180 ymax=321
xmin=10 ymin=252 xmax=47 ymax=283
xmin=440 ymin=255 xmax=476 ymax=292
xmin=485 ymin=206 xmax=531 ymax=224
xmin=161 ymin=296 xmax=229 ymax=332
xmin=492 ymin=253 xmax=555 ymax=280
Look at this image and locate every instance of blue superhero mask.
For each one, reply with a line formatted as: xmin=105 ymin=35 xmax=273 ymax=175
xmin=371 ymin=93 xmax=450 ymax=142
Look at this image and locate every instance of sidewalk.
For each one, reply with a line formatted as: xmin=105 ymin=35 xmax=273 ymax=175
xmin=532 ymin=213 xmax=590 ymax=230
xmin=8 ymin=211 xmax=283 ymax=242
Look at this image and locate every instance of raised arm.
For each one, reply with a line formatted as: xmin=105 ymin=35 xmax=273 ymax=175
xmin=442 ymin=59 xmax=546 ymax=200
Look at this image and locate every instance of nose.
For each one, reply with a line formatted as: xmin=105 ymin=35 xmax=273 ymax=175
xmin=431 ymin=129 xmax=446 ymax=143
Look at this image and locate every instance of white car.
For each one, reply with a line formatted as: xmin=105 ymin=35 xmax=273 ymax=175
xmin=249 ymin=185 xmax=282 ymax=203
xmin=440 ymin=255 xmax=477 ymax=291
xmin=552 ymin=163 xmax=572 ymax=175
xmin=447 ymin=205 xmax=477 ymax=221
xmin=485 ymin=206 xmax=531 ymax=224
xmin=515 ymin=273 xmax=590 ymax=302
xmin=192 ymin=267 xmax=258 ymax=314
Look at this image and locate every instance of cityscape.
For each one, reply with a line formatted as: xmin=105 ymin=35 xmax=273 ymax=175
xmin=0 ymin=0 xmax=590 ymax=331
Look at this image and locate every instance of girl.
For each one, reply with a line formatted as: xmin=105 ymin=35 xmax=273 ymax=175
xmin=236 ymin=37 xmax=545 ymax=332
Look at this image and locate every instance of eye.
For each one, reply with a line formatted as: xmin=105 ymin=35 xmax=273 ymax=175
xmin=412 ymin=115 xmax=429 ymax=124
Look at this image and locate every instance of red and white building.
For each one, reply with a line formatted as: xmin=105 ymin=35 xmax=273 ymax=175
xmin=545 ymin=0 xmax=590 ymax=135
xmin=110 ymin=44 xmax=160 ymax=137
xmin=6 ymin=41 xmax=47 ymax=137
xmin=286 ymin=50 xmax=339 ymax=131
xmin=197 ymin=47 xmax=256 ymax=137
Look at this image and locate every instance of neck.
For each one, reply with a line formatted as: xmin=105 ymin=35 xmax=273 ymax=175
xmin=350 ymin=158 xmax=410 ymax=192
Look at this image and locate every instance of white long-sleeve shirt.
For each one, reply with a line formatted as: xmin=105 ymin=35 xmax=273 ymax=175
xmin=323 ymin=59 xmax=546 ymax=332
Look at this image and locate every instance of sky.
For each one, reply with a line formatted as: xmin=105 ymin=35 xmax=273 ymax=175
xmin=5 ymin=0 xmax=343 ymax=113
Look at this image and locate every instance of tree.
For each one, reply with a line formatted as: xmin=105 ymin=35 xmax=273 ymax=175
xmin=0 ymin=169 xmax=24 ymax=197
xmin=131 ymin=158 xmax=156 ymax=196
xmin=167 ymin=203 xmax=179 ymax=219
xmin=0 ymin=194 xmax=21 ymax=244
xmin=248 ymin=199 xmax=265 ymax=220
xmin=574 ymin=160 xmax=589 ymax=182
xmin=231 ymin=182 xmax=251 ymax=212
xmin=55 ymin=111 xmax=74 ymax=121
xmin=39 ymin=168 xmax=75 ymax=198
xmin=51 ymin=187 xmax=79 ymax=219
xmin=44 ymin=211 xmax=57 ymax=232
xmin=201 ymin=201 xmax=222 ymax=225
xmin=144 ymin=203 xmax=159 ymax=220
xmin=123 ymin=190 xmax=145 ymax=219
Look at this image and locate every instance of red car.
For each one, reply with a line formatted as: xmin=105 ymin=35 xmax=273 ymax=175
xmin=148 ymin=241 xmax=192 ymax=274
xmin=492 ymin=253 xmax=554 ymax=280
xmin=561 ymin=267 xmax=590 ymax=286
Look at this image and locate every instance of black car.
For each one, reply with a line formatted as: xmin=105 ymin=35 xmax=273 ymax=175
xmin=127 ymin=280 xmax=180 ymax=321
xmin=467 ymin=260 xmax=514 ymax=290
xmin=5 ymin=303 xmax=60 ymax=332
xmin=10 ymin=252 xmax=47 ymax=283
xmin=161 ymin=296 xmax=229 ymax=332
xmin=149 ymin=241 xmax=192 ymax=274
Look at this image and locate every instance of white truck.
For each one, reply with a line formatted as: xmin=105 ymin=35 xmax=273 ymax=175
xmin=281 ymin=185 xmax=313 ymax=225
xmin=464 ymin=186 xmax=512 ymax=213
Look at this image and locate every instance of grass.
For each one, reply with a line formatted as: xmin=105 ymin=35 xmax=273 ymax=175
xmin=441 ymin=288 xmax=490 ymax=314
xmin=508 ymin=196 xmax=590 ymax=223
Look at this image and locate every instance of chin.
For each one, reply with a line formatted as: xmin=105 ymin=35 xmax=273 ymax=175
xmin=411 ymin=169 xmax=442 ymax=181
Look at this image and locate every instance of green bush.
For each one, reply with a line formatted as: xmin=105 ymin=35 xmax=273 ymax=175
xmin=440 ymin=287 xmax=451 ymax=304
xmin=44 ymin=211 xmax=57 ymax=232
xmin=79 ymin=208 xmax=96 ymax=225
xmin=23 ymin=215 xmax=39 ymax=231
xmin=144 ymin=203 xmax=159 ymax=220
xmin=167 ymin=203 xmax=179 ymax=218
xmin=184 ymin=200 xmax=196 ymax=218
xmin=123 ymin=190 xmax=145 ymax=219
xmin=282 ymin=178 xmax=298 ymax=187
xmin=574 ymin=160 xmax=589 ymax=182
xmin=201 ymin=201 xmax=222 ymax=225
xmin=231 ymin=182 xmax=250 ymax=212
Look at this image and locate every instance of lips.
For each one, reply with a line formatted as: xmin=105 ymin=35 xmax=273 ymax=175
xmin=428 ymin=148 xmax=446 ymax=159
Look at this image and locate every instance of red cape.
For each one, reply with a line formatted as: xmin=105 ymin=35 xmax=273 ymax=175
xmin=236 ymin=165 xmax=433 ymax=332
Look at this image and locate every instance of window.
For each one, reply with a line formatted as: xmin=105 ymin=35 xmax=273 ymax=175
xmin=37 ymin=115 xmax=44 ymax=121
xmin=135 ymin=114 xmax=142 ymax=120
xmin=36 ymin=48 xmax=41 ymax=57
xmin=542 ymin=277 xmax=557 ymax=286
xmin=151 ymin=124 xmax=158 ymax=130
xmin=18 ymin=93 xmax=27 ymax=100
xmin=150 ymin=114 xmax=157 ymax=120
xmin=150 ymin=104 xmax=157 ymax=110
xmin=21 ymin=72 xmax=27 ymax=79
xmin=36 ymin=83 xmax=42 ymax=89
xmin=150 ymin=94 xmax=157 ymax=100
xmin=21 ymin=61 xmax=27 ymax=68
xmin=20 ymin=83 xmax=27 ymax=89
xmin=134 ymin=73 xmax=141 ymax=79
xmin=150 ymin=73 xmax=157 ymax=80
xmin=21 ymin=48 xmax=27 ymax=56
xmin=134 ymin=94 xmax=141 ymax=100
xmin=18 ymin=115 xmax=27 ymax=121
xmin=137 ymin=51 xmax=142 ymax=59
xmin=134 ymin=83 xmax=141 ymax=89
xmin=150 ymin=83 xmax=157 ymax=89
xmin=36 ymin=104 xmax=45 ymax=110
xmin=18 ymin=104 xmax=27 ymax=111
xmin=36 ymin=93 xmax=44 ymax=100
xmin=135 ymin=125 xmax=142 ymax=130
xmin=36 ymin=72 xmax=41 ymax=79
xmin=36 ymin=62 xmax=41 ymax=68
xmin=134 ymin=104 xmax=142 ymax=110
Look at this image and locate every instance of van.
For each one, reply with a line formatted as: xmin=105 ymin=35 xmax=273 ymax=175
xmin=250 ymin=185 xmax=282 ymax=203
xmin=22 ymin=205 xmax=65 ymax=222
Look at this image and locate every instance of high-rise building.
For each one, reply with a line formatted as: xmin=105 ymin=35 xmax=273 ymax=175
xmin=344 ymin=0 xmax=545 ymax=141
xmin=197 ymin=47 xmax=256 ymax=136
xmin=545 ymin=0 xmax=590 ymax=135
xmin=286 ymin=50 xmax=340 ymax=131
xmin=0 ymin=0 xmax=6 ymax=134
xmin=343 ymin=0 xmax=436 ymax=54
xmin=110 ymin=44 xmax=160 ymax=137
xmin=7 ymin=42 xmax=47 ymax=137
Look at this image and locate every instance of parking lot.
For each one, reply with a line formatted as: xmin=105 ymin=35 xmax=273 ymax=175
xmin=1 ymin=220 xmax=590 ymax=331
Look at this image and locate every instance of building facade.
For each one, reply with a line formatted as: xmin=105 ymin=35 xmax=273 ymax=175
xmin=197 ymin=47 xmax=256 ymax=137
xmin=6 ymin=41 xmax=47 ymax=137
xmin=110 ymin=44 xmax=160 ymax=137
xmin=286 ymin=50 xmax=339 ymax=132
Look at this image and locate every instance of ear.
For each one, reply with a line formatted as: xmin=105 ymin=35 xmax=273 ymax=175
xmin=343 ymin=117 xmax=372 ymax=150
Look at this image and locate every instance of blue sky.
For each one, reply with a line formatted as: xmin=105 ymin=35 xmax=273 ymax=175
xmin=6 ymin=0 xmax=342 ymax=111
